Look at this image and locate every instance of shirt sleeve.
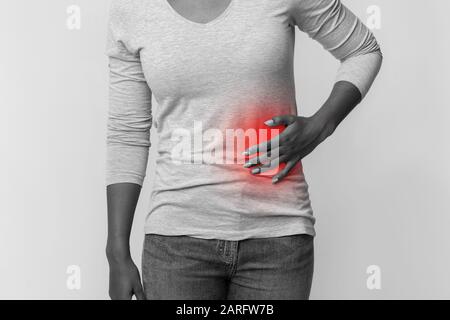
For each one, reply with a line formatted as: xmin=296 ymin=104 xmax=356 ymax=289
xmin=105 ymin=5 xmax=152 ymax=186
xmin=289 ymin=0 xmax=382 ymax=98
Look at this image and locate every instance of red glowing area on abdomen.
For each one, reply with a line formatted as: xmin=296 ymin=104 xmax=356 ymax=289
xmin=221 ymin=101 xmax=293 ymax=178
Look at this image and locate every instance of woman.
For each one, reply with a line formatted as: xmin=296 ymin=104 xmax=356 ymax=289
xmin=105 ymin=0 xmax=382 ymax=300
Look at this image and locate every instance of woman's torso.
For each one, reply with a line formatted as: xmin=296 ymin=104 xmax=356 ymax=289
xmin=114 ymin=0 xmax=315 ymax=240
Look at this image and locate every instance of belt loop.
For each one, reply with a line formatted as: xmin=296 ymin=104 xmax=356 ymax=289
xmin=216 ymin=239 xmax=224 ymax=254
xmin=224 ymin=241 xmax=230 ymax=256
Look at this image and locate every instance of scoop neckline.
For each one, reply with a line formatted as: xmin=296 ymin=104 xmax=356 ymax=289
xmin=162 ymin=0 xmax=236 ymax=27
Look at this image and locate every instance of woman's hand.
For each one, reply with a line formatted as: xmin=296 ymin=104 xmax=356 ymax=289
xmin=243 ymin=114 xmax=336 ymax=184
xmin=243 ymin=81 xmax=362 ymax=183
xmin=106 ymin=183 xmax=145 ymax=300
xmin=107 ymin=246 xmax=146 ymax=300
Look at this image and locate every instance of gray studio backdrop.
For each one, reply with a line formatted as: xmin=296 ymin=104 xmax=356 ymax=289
xmin=1 ymin=0 xmax=449 ymax=299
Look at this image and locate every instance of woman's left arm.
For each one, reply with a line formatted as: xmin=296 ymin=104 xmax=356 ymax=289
xmin=245 ymin=0 xmax=382 ymax=183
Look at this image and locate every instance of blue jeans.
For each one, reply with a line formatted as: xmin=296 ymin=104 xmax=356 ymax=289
xmin=142 ymin=234 xmax=314 ymax=300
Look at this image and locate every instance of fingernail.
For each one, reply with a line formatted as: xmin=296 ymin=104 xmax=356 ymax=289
xmin=251 ymin=168 xmax=260 ymax=174
xmin=264 ymin=119 xmax=275 ymax=126
xmin=272 ymin=177 xmax=279 ymax=184
xmin=244 ymin=162 xmax=252 ymax=168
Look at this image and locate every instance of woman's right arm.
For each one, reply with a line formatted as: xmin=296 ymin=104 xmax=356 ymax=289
xmin=105 ymin=3 xmax=153 ymax=299
xmin=106 ymin=183 xmax=145 ymax=300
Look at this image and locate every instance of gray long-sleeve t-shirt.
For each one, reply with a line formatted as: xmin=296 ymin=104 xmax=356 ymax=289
xmin=106 ymin=0 xmax=382 ymax=240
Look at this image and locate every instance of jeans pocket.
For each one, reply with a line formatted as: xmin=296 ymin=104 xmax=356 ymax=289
xmin=291 ymin=234 xmax=314 ymax=246
xmin=145 ymin=233 xmax=176 ymax=246
xmin=275 ymin=234 xmax=313 ymax=254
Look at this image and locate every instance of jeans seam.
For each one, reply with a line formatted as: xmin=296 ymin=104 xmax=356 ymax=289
xmin=228 ymin=241 xmax=239 ymax=278
xmin=216 ymin=240 xmax=228 ymax=263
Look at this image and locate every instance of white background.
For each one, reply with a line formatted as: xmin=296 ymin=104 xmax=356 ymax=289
xmin=1 ymin=0 xmax=449 ymax=299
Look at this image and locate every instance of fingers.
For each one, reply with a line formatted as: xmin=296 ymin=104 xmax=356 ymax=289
xmin=244 ymin=147 xmax=284 ymax=168
xmin=244 ymin=137 xmax=277 ymax=156
xmin=250 ymin=154 xmax=289 ymax=175
xmin=244 ymin=114 xmax=326 ymax=184
xmin=244 ymin=115 xmax=296 ymax=156
xmin=265 ymin=115 xmax=296 ymax=127
xmin=271 ymin=135 xmax=321 ymax=184
xmin=244 ymin=134 xmax=283 ymax=156
xmin=251 ymin=159 xmax=280 ymax=174
xmin=134 ymin=283 xmax=146 ymax=300
xmin=109 ymin=289 xmax=133 ymax=300
xmin=272 ymin=157 xmax=300 ymax=184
